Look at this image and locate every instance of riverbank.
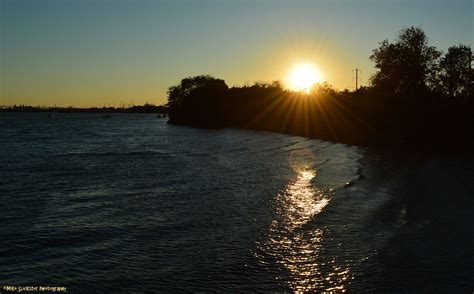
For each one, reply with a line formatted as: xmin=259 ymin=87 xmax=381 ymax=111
xmin=165 ymin=75 xmax=474 ymax=157
xmin=168 ymin=109 xmax=474 ymax=159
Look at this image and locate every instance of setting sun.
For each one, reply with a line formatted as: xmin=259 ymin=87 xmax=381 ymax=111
xmin=288 ymin=63 xmax=323 ymax=94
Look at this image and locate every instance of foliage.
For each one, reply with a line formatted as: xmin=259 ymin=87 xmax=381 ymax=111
xmin=438 ymin=45 xmax=473 ymax=98
xmin=370 ymin=26 xmax=441 ymax=96
xmin=167 ymin=75 xmax=228 ymax=126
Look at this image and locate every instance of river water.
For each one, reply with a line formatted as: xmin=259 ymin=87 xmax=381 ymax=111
xmin=1 ymin=113 xmax=472 ymax=292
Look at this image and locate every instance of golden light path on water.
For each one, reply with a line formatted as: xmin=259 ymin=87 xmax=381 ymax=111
xmin=257 ymin=155 xmax=350 ymax=292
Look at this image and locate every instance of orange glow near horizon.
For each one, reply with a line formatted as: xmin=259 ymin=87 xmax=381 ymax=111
xmin=287 ymin=63 xmax=323 ymax=94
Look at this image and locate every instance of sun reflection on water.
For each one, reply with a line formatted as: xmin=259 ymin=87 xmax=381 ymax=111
xmin=257 ymin=165 xmax=350 ymax=292
xmin=274 ymin=169 xmax=328 ymax=230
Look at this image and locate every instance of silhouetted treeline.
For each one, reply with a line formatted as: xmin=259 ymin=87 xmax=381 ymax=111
xmin=0 ymin=103 xmax=167 ymax=113
xmin=167 ymin=27 xmax=473 ymax=153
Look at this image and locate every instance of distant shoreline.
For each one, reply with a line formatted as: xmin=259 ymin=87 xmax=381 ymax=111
xmin=0 ymin=104 xmax=166 ymax=114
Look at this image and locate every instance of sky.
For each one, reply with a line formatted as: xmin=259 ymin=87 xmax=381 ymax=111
xmin=0 ymin=0 xmax=472 ymax=107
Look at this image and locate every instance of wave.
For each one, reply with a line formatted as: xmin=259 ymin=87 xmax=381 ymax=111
xmin=53 ymin=150 xmax=171 ymax=158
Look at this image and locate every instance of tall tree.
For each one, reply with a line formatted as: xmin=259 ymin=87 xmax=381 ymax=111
xmin=166 ymin=75 xmax=228 ymax=125
xmin=438 ymin=45 xmax=473 ymax=98
xmin=370 ymin=26 xmax=441 ymax=96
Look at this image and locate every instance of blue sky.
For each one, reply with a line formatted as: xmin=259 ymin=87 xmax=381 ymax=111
xmin=1 ymin=0 xmax=472 ymax=106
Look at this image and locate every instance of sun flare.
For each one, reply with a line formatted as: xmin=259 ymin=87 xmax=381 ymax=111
xmin=288 ymin=63 xmax=323 ymax=94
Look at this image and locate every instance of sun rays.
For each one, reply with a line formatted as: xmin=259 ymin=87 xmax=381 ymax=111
xmin=287 ymin=63 xmax=323 ymax=94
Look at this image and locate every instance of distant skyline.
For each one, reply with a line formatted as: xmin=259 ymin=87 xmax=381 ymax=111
xmin=1 ymin=0 xmax=472 ymax=107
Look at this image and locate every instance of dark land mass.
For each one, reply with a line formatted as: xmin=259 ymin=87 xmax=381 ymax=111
xmin=167 ymin=80 xmax=473 ymax=156
xmin=166 ymin=27 xmax=473 ymax=157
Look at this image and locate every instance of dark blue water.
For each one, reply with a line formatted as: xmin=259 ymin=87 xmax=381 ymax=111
xmin=1 ymin=113 xmax=473 ymax=292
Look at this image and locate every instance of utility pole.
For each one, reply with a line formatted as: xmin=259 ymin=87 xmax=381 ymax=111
xmin=352 ymin=68 xmax=361 ymax=91
xmin=356 ymin=68 xmax=359 ymax=90
xmin=469 ymin=50 xmax=472 ymax=98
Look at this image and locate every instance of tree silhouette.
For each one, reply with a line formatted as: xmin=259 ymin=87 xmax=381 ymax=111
xmin=370 ymin=26 xmax=441 ymax=96
xmin=167 ymin=75 xmax=228 ymax=125
xmin=438 ymin=45 xmax=473 ymax=98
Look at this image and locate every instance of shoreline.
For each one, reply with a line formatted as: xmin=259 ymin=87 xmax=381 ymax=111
xmin=0 ymin=106 xmax=166 ymax=114
xmin=167 ymin=120 xmax=474 ymax=160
